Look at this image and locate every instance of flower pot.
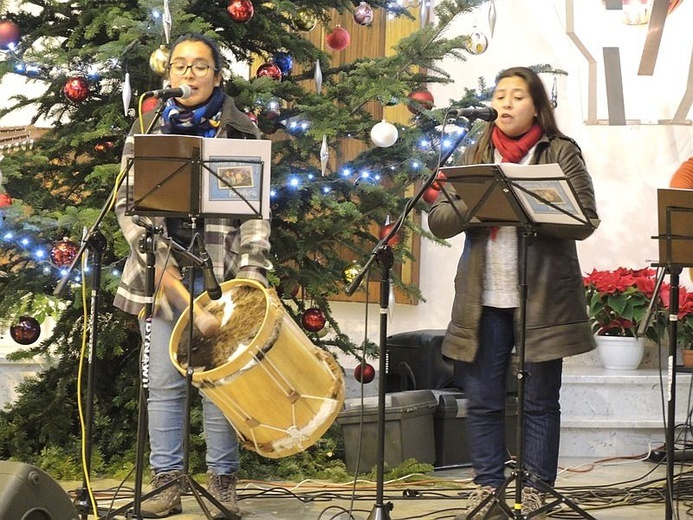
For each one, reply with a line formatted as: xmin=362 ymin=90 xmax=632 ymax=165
xmin=595 ymin=335 xmax=645 ymax=370
xmin=682 ymin=349 xmax=693 ymax=368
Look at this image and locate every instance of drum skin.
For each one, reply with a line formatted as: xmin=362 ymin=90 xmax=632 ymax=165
xmin=170 ymin=279 xmax=345 ymax=458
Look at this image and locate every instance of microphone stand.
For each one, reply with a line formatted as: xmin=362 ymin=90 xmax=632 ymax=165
xmin=345 ymin=115 xmax=481 ymax=520
xmin=53 ymin=103 xmax=168 ymax=520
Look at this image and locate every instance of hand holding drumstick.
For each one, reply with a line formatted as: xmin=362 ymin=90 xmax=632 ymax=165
xmin=157 ymin=265 xmax=221 ymax=336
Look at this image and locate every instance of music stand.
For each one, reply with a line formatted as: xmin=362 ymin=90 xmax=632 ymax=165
xmin=441 ymin=162 xmax=597 ymax=519
xmin=653 ymin=188 xmax=693 ymax=520
xmin=126 ymin=134 xmax=271 ymax=219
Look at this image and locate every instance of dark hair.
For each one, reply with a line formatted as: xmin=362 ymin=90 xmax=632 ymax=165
xmin=472 ymin=66 xmax=564 ymax=163
xmin=169 ymin=32 xmax=223 ymax=71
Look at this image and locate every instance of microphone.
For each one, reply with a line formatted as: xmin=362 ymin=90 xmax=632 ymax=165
xmin=143 ymin=84 xmax=192 ymax=100
xmin=448 ymin=106 xmax=498 ymax=122
xmin=132 ymin=215 xmax=162 ymax=233
xmin=198 ymin=244 xmax=222 ymax=301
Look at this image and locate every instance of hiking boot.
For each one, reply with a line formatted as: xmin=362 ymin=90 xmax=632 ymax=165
xmin=522 ymin=486 xmax=547 ymax=519
xmin=141 ymin=470 xmax=182 ymax=518
xmin=205 ymin=471 xmax=241 ymax=519
xmin=455 ymin=484 xmax=503 ymax=520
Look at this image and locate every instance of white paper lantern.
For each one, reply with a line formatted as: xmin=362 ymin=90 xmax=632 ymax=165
xmin=370 ymin=120 xmax=398 ymax=148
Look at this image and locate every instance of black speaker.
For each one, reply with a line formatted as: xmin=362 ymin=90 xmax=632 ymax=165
xmin=0 ymin=461 xmax=78 ymax=520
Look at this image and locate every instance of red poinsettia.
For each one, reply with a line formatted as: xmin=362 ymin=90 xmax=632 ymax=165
xmin=583 ymin=267 xmax=663 ymax=340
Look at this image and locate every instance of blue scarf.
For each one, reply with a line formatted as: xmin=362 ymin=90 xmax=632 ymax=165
xmin=161 ymin=87 xmax=225 ymax=137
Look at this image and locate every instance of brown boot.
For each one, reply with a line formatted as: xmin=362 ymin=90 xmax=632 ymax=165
xmin=205 ymin=471 xmax=241 ymax=519
xmin=140 ymin=470 xmax=183 ymax=518
xmin=456 ymin=484 xmax=503 ymax=520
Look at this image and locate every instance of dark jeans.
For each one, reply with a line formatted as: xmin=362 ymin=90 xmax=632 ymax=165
xmin=455 ymin=306 xmax=562 ymax=488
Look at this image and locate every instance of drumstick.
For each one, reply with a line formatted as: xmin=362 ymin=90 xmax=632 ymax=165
xmin=159 ymin=267 xmax=221 ymax=337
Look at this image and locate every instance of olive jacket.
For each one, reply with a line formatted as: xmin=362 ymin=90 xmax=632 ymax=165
xmin=427 ymin=133 xmax=600 ymax=363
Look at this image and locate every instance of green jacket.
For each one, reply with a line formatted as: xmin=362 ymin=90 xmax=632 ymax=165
xmin=428 ymin=133 xmax=600 ymax=363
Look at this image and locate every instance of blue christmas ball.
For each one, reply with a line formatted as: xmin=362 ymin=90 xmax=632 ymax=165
xmin=273 ymin=52 xmax=294 ymax=77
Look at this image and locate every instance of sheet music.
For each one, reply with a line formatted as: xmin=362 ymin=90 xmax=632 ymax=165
xmin=497 ymin=163 xmax=586 ymax=226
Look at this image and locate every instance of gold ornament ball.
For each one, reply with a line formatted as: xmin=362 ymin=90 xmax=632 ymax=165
xmin=292 ymin=9 xmax=317 ymax=32
xmin=149 ymin=45 xmax=170 ymax=76
xmin=343 ymin=262 xmax=363 ymax=284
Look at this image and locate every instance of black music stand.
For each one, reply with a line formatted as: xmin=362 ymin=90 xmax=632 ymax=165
xmin=103 ymin=137 xmax=275 ymax=519
xmin=126 ymin=134 xmax=271 ymax=219
xmin=442 ymin=162 xmax=597 ymax=520
xmin=652 ymin=188 xmax=693 ymax=520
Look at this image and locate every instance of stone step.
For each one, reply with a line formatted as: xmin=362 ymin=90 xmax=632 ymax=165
xmin=559 ymin=366 xmax=690 ymax=457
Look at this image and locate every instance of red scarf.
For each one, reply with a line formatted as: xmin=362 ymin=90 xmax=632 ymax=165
xmin=491 ymin=123 xmax=544 ymax=163
xmin=489 ymin=123 xmax=544 ymax=238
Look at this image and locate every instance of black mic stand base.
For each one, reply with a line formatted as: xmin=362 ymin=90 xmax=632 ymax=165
xmin=366 ymin=503 xmax=393 ymax=520
xmin=467 ymin=469 xmax=597 ymax=520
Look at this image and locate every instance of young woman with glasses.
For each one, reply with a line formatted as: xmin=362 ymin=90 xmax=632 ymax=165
xmin=114 ymin=33 xmax=272 ymax=518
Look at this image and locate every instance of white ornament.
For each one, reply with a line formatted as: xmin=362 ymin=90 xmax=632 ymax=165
xmin=122 ymin=72 xmax=132 ymax=117
xmin=420 ymin=0 xmax=430 ymax=28
xmin=320 ymin=135 xmax=329 ymax=176
xmin=370 ymin=120 xmax=398 ymax=148
xmin=488 ymin=0 xmax=497 ymax=38
xmin=163 ymin=0 xmax=172 ymax=44
xmin=314 ymin=59 xmax=323 ymax=94
xmin=467 ymin=30 xmax=489 ymax=55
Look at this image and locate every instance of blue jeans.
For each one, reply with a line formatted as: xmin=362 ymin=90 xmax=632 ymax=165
xmin=140 ymin=307 xmax=239 ymax=475
xmin=455 ymin=306 xmax=562 ymax=488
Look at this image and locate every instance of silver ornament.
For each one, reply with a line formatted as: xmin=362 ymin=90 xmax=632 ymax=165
xmin=320 ymin=135 xmax=329 ymax=176
xmin=488 ymin=0 xmax=497 ymax=38
xmin=163 ymin=0 xmax=172 ymax=44
xmin=314 ymin=59 xmax=322 ymax=94
xmin=122 ymin=72 xmax=132 ymax=117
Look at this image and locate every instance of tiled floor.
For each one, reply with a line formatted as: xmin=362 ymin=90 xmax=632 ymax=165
xmin=64 ymin=456 xmax=691 ymax=519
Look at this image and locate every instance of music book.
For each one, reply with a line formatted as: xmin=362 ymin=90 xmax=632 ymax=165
xmin=441 ymin=162 xmax=589 ymax=227
xmin=127 ymin=134 xmax=272 ymax=219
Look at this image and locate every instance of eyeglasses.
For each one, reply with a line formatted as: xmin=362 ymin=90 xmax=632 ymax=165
xmin=168 ymin=62 xmax=217 ymax=77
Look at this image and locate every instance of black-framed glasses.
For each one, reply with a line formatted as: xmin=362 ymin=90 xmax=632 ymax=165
xmin=168 ymin=62 xmax=217 ymax=77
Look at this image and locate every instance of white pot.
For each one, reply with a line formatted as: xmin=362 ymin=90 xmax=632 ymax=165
xmin=595 ymin=335 xmax=645 ymax=370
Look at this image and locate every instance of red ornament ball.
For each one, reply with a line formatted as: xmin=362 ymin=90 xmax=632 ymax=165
xmin=431 ymin=171 xmax=447 ymax=191
xmin=0 ymin=19 xmax=20 ymax=50
xmin=423 ymin=186 xmax=440 ymax=204
xmin=277 ymin=277 xmax=299 ymax=299
xmin=63 ymin=76 xmax=90 ymax=103
xmin=51 ymin=238 xmax=78 ymax=268
xmin=407 ymin=89 xmax=435 ymax=114
xmin=353 ymin=2 xmax=374 ymax=26
xmin=354 ymin=362 xmax=375 ymax=384
xmin=94 ymin=141 xmax=115 ymax=153
xmin=326 ymin=26 xmax=351 ymax=51
xmin=256 ymin=62 xmax=283 ymax=81
xmin=10 ymin=316 xmax=41 ymax=345
xmin=141 ymin=96 xmax=159 ymax=113
xmin=245 ymin=111 xmax=258 ymax=125
xmin=0 ymin=193 xmax=12 ymax=208
xmin=227 ymin=0 xmax=255 ymax=23
xmin=301 ymin=307 xmax=326 ymax=333
xmin=379 ymin=222 xmax=402 ymax=247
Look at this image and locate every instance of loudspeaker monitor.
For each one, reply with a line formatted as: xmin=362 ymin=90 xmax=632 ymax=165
xmin=0 ymin=461 xmax=78 ymax=520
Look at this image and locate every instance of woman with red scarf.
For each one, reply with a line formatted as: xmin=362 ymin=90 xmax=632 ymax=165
xmin=428 ymin=67 xmax=599 ymax=520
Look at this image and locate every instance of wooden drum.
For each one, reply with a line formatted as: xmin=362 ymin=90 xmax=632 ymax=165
xmin=169 ymin=279 xmax=345 ymax=458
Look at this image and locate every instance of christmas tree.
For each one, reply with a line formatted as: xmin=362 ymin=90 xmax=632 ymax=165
xmin=0 ymin=0 xmax=485 ymax=475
